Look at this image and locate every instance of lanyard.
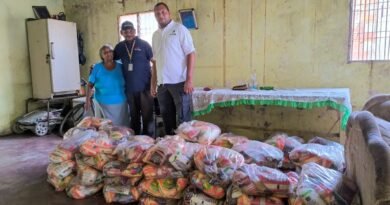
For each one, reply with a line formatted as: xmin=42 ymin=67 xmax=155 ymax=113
xmin=124 ymin=39 xmax=136 ymax=62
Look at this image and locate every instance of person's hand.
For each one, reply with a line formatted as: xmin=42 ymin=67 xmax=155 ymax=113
xmin=84 ymin=99 xmax=91 ymax=111
xmin=184 ymin=80 xmax=194 ymax=94
xmin=150 ymin=84 xmax=157 ymax=97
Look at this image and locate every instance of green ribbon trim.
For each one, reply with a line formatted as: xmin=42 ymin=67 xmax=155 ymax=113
xmin=192 ymin=99 xmax=351 ymax=130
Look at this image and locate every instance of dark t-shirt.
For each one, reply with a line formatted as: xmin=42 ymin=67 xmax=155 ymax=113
xmin=114 ymin=37 xmax=153 ymax=93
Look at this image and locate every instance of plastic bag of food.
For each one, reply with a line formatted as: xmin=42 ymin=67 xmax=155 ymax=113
xmin=143 ymin=164 xmax=184 ymax=179
xmin=103 ymin=184 xmax=139 ymax=204
xmin=232 ymin=140 xmax=284 ymax=168
xmin=49 ymin=147 xmax=74 ymax=163
xmin=169 ymin=142 xmax=203 ymax=171
xmin=289 ymin=143 xmax=345 ymax=172
xmin=114 ymin=140 xmax=154 ymax=163
xmin=211 ymin=133 xmax=249 ymax=148
xmin=103 ymin=161 xmax=127 ymax=177
xmin=232 ymin=163 xmax=291 ymax=197
xmin=77 ymin=116 xmax=112 ymax=128
xmin=122 ymin=163 xmax=144 ymax=178
xmin=194 ymin=145 xmax=245 ymax=186
xmin=237 ymin=194 xmax=284 ymax=205
xmin=143 ymin=135 xmax=186 ymax=166
xmin=190 ymin=171 xmax=225 ymax=199
xmin=76 ymin=160 xmax=103 ymax=186
xmin=176 ymin=120 xmax=221 ymax=145
xmin=81 ymin=152 xmax=114 ymax=170
xmin=104 ymin=176 xmax=131 ymax=185
xmin=79 ymin=131 xmax=114 ymax=156
xmin=308 ymin=136 xmax=344 ymax=149
xmin=128 ymin=135 xmax=156 ymax=144
xmin=292 ymin=162 xmax=356 ymax=205
xmin=99 ymin=124 xmax=134 ymax=141
xmin=47 ymin=174 xmax=74 ymax=191
xmin=58 ymin=129 xmax=99 ymax=153
xmin=181 ymin=185 xmax=224 ymax=205
xmin=139 ymin=178 xmax=189 ymax=199
xmin=224 ymin=184 xmax=284 ymax=205
xmin=63 ymin=127 xmax=96 ymax=140
xmin=47 ymin=161 xmax=75 ymax=179
xmin=66 ymin=179 xmax=104 ymax=199
xmin=139 ymin=195 xmax=179 ymax=205
xmin=265 ymin=133 xmax=304 ymax=169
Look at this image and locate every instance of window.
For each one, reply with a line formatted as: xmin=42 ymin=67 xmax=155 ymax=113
xmin=349 ymin=0 xmax=390 ymax=61
xmin=119 ymin=11 xmax=158 ymax=46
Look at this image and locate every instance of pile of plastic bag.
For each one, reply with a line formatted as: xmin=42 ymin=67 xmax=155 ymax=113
xmin=47 ymin=118 xmax=355 ymax=204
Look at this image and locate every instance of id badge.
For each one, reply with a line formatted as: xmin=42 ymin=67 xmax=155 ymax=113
xmin=128 ymin=63 xmax=133 ymax=71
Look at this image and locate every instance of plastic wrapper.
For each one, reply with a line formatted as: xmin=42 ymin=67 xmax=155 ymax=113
xmin=176 ymin=120 xmax=221 ymax=145
xmin=99 ymin=124 xmax=134 ymax=141
xmin=292 ymin=162 xmax=356 ymax=205
xmin=169 ymin=142 xmax=203 ymax=171
xmin=143 ymin=164 xmax=184 ymax=179
xmin=211 ymin=133 xmax=249 ymax=148
xmin=76 ymin=159 xmax=103 ymax=186
xmin=181 ymin=186 xmax=224 ymax=205
xmin=232 ymin=140 xmax=284 ymax=168
xmin=66 ymin=183 xmax=104 ymax=199
xmin=237 ymin=194 xmax=284 ymax=205
xmin=103 ymin=161 xmax=127 ymax=177
xmin=232 ymin=164 xmax=291 ymax=197
xmin=104 ymin=175 xmax=142 ymax=186
xmin=114 ymin=140 xmax=154 ymax=163
xmin=63 ymin=127 xmax=95 ymax=140
xmin=139 ymin=178 xmax=189 ymax=199
xmin=265 ymin=133 xmax=304 ymax=169
xmin=47 ymin=174 xmax=74 ymax=192
xmin=225 ymin=185 xmax=284 ymax=205
xmin=77 ymin=116 xmax=112 ymax=129
xmin=47 ymin=161 xmax=75 ymax=179
xmin=139 ymin=195 xmax=179 ymax=205
xmin=194 ymin=145 xmax=245 ymax=186
xmin=289 ymin=143 xmax=345 ymax=172
xmin=103 ymin=184 xmax=140 ymax=204
xmin=79 ymin=131 xmax=114 ymax=156
xmin=143 ymin=135 xmax=186 ymax=166
xmin=81 ymin=152 xmax=114 ymax=170
xmin=128 ymin=135 xmax=156 ymax=144
xmin=308 ymin=136 xmax=344 ymax=149
xmin=49 ymin=147 xmax=73 ymax=163
xmin=58 ymin=129 xmax=99 ymax=153
xmin=190 ymin=170 xmax=225 ymax=199
xmin=121 ymin=163 xmax=144 ymax=178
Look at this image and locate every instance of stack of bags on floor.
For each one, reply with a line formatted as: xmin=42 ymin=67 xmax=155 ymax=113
xmin=47 ymin=117 xmax=356 ymax=205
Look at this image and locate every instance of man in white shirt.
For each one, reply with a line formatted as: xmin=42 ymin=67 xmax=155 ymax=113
xmin=151 ymin=2 xmax=196 ymax=135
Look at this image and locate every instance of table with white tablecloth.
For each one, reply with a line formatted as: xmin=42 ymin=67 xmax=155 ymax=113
xmin=191 ymin=88 xmax=352 ymax=130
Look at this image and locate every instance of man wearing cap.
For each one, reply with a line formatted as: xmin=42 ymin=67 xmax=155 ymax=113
xmin=151 ymin=2 xmax=196 ymax=135
xmin=114 ymin=21 xmax=154 ymax=136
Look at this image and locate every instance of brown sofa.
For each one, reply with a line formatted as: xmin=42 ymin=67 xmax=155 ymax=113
xmin=346 ymin=95 xmax=390 ymax=205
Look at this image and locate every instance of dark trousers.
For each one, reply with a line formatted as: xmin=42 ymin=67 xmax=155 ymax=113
xmin=126 ymin=90 xmax=154 ymax=136
xmin=157 ymin=82 xmax=192 ymax=135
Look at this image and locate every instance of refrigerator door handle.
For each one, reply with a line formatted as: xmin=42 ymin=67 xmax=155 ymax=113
xmin=50 ymin=42 xmax=55 ymax=59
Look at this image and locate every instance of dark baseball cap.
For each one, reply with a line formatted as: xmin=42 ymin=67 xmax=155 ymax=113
xmin=121 ymin=21 xmax=135 ymax=30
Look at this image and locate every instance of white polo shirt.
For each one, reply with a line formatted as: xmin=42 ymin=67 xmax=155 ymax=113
xmin=152 ymin=20 xmax=195 ymax=85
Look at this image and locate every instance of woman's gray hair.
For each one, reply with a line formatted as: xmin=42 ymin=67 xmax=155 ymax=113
xmin=99 ymin=44 xmax=114 ymax=61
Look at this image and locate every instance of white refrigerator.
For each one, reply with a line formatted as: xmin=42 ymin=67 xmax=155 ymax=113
xmin=27 ymin=19 xmax=81 ymax=99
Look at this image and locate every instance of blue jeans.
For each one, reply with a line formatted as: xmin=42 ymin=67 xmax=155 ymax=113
xmin=157 ymin=82 xmax=192 ymax=135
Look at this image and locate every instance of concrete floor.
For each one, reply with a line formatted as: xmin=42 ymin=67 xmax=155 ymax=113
xmin=0 ymin=134 xmax=107 ymax=205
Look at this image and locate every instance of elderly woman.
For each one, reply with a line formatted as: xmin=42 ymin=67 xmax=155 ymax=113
xmin=85 ymin=44 xmax=129 ymax=126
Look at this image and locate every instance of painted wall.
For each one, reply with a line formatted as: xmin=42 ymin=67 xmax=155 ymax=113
xmin=0 ymin=0 xmax=64 ymax=135
xmin=1 ymin=0 xmax=388 ymax=135
xmin=64 ymin=0 xmax=389 ymax=109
